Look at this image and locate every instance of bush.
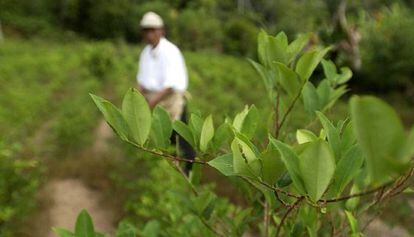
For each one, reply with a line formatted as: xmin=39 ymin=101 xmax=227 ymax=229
xmin=359 ymin=4 xmax=414 ymax=91
xmin=82 ymin=42 xmax=116 ymax=80
xmin=0 ymin=142 xmax=40 ymax=237
xmin=223 ymin=16 xmax=258 ymax=57
xmin=175 ymin=9 xmax=223 ymax=51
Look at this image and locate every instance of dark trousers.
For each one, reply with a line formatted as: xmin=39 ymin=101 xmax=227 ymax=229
xmin=170 ymin=105 xmax=196 ymax=175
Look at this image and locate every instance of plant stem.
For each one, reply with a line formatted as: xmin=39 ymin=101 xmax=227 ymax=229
xmin=264 ymin=201 xmax=270 ymax=237
xmin=126 ymin=140 xmax=207 ymax=164
xmin=276 ymin=82 xmax=306 ymax=136
xmin=276 ymin=197 xmax=304 ymax=237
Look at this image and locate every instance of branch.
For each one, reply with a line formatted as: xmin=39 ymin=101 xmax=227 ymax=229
xmin=319 ymin=182 xmax=392 ymax=203
xmin=276 ymin=197 xmax=304 ymax=237
xmin=274 ymin=90 xmax=281 ymax=138
xmin=126 ymin=140 xmax=207 ymax=164
xmin=200 ymin=217 xmax=226 ymax=237
xmin=274 ymin=191 xmax=292 ymax=208
xmin=277 ymin=82 xmax=306 ymax=134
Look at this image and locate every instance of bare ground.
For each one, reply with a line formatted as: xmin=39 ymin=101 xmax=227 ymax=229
xmin=46 ymin=178 xmax=115 ymax=236
xmin=22 ymin=120 xmax=116 ymax=237
xmin=364 ymin=218 xmax=410 ymax=237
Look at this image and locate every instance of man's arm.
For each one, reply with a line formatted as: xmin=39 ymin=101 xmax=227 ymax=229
xmin=148 ymin=87 xmax=174 ymax=108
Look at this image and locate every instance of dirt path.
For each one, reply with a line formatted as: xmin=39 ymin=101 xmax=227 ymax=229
xmin=24 ymin=119 xmax=116 ymax=237
xmin=364 ymin=218 xmax=410 ymax=237
xmin=46 ymin=179 xmax=114 ymax=236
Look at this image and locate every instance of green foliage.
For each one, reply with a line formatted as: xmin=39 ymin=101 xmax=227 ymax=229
xmin=0 ymin=142 xmax=40 ymax=236
xmin=222 ymin=15 xmax=258 ymax=57
xmin=350 ymin=96 xmax=412 ymax=184
xmin=175 ymin=9 xmax=223 ymax=50
xmin=89 ymin=30 xmax=414 ymax=236
xmin=121 ymin=88 xmax=152 ymax=145
xmin=151 ymin=106 xmax=173 ymax=149
xmin=360 ymin=4 xmax=414 ymax=91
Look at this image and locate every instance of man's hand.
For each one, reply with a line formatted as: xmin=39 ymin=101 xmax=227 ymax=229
xmin=148 ymin=98 xmax=158 ymax=109
xmin=148 ymin=87 xmax=173 ymax=109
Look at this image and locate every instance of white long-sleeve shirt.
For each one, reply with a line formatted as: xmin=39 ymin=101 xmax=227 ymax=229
xmin=137 ymin=38 xmax=188 ymax=92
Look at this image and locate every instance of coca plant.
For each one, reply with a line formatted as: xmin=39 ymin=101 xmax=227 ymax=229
xmin=82 ymin=31 xmax=413 ymax=237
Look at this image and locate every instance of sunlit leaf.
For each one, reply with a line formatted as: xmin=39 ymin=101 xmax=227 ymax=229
xmin=208 ymin=154 xmax=234 ymax=176
xmin=296 ymin=129 xmax=318 ymax=144
xmin=269 ymin=137 xmax=306 ymax=194
xmin=150 ymin=106 xmax=172 ymax=149
xmin=200 ymin=115 xmax=214 ymax=152
xmin=173 ymin=120 xmax=195 ymax=148
xmin=75 ymin=209 xmax=95 ymax=237
xmin=122 ymin=88 xmax=152 ymax=145
xmin=299 ymin=139 xmax=335 ymax=201
xmin=295 ymin=47 xmax=330 ymax=82
xmin=350 ymin=96 xmax=408 ymax=184
xmin=91 ymin=94 xmax=129 ymax=141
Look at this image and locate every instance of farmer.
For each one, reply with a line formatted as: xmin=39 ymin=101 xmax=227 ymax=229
xmin=136 ymin=11 xmax=195 ymax=175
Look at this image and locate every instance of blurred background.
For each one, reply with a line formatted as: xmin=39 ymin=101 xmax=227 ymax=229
xmin=1 ymin=0 xmax=414 ymax=236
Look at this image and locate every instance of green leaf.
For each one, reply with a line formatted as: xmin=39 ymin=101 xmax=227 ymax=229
xmin=267 ymin=32 xmax=288 ymax=64
xmin=269 ymin=137 xmax=306 ymax=194
xmin=141 ymin=220 xmax=160 ymax=237
xmin=345 ymin=185 xmax=360 ymax=211
xmin=193 ymin=192 xmax=216 ymax=217
xmin=299 ymin=205 xmax=318 ymax=237
xmin=286 ymin=33 xmax=311 ymax=64
xmin=316 ymin=80 xmax=331 ymax=110
xmin=257 ymin=30 xmax=269 ymax=66
xmin=172 ymin=120 xmax=195 ymax=148
xmin=296 ymin=129 xmax=318 ymax=144
xmin=350 ymin=96 xmax=408 ymax=184
xmin=234 ymin=132 xmax=260 ymax=157
xmin=345 ymin=211 xmax=361 ymax=237
xmin=295 ymin=47 xmax=331 ymax=82
xmin=75 ymin=209 xmax=95 ymax=237
xmin=302 ymin=82 xmax=320 ymax=114
xmin=336 ymin=67 xmax=352 ymax=85
xmin=212 ymin=122 xmax=232 ymax=149
xmin=116 ymin=222 xmax=137 ymax=237
xmin=277 ymin=172 xmax=292 ymax=187
xmin=316 ymin=112 xmax=341 ymax=159
xmin=200 ymin=115 xmax=214 ymax=152
xmin=402 ymin=187 xmax=414 ymax=194
xmin=330 ymin=145 xmax=364 ymax=196
xmin=231 ymin=138 xmax=261 ymax=178
xmin=299 ymin=139 xmax=335 ymax=202
xmin=321 ymin=59 xmax=337 ymax=80
xmin=122 ymin=88 xmax=152 ymax=145
xmin=208 ymin=154 xmax=234 ymax=176
xmin=261 ymin=147 xmax=285 ymax=185
xmin=233 ymin=208 xmax=253 ymax=230
xmin=240 ymin=105 xmax=259 ymax=139
xmin=402 ymin=126 xmax=414 ymax=161
xmin=91 ymin=94 xmax=130 ymax=141
xmin=248 ymin=59 xmax=273 ymax=95
xmin=150 ymin=106 xmax=172 ymax=149
xmin=189 ymin=114 xmax=203 ymax=145
xmin=274 ymin=62 xmax=301 ymax=98
xmin=233 ymin=106 xmax=249 ymax=132
xmin=52 ymin=228 xmax=74 ymax=237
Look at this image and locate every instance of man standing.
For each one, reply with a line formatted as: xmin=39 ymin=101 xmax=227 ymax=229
xmin=137 ymin=12 xmax=195 ymax=174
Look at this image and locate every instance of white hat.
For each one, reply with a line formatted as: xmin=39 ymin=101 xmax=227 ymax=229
xmin=140 ymin=12 xmax=164 ymax=28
